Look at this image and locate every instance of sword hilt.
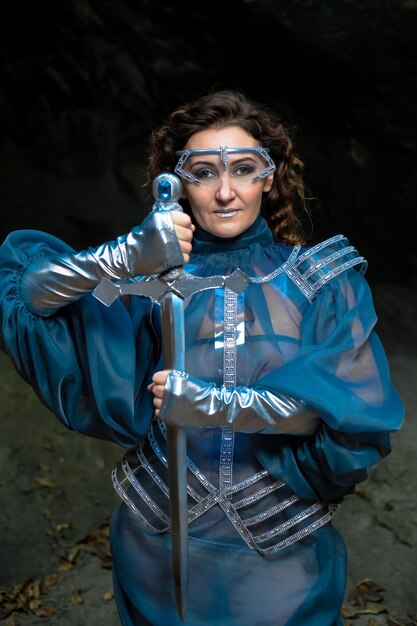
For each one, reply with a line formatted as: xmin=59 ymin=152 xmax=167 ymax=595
xmin=151 ymin=172 xmax=186 ymax=283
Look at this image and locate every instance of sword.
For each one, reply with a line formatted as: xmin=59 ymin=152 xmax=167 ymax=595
xmin=92 ymin=172 xmax=250 ymax=619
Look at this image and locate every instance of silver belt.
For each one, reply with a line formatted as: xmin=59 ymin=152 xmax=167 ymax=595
xmin=112 ymin=420 xmax=338 ymax=557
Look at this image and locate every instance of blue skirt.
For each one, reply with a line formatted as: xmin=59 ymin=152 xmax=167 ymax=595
xmin=110 ymin=503 xmax=346 ymax=626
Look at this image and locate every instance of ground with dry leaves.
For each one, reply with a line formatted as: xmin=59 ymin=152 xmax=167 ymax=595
xmin=0 ymin=281 xmax=416 ymax=625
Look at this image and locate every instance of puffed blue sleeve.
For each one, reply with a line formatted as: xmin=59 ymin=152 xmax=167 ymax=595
xmin=0 ymin=230 xmax=159 ymax=447
xmin=253 ymin=268 xmax=404 ymax=502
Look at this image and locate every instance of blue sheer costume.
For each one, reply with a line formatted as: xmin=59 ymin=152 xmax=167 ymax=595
xmin=0 ymin=215 xmax=404 ymax=625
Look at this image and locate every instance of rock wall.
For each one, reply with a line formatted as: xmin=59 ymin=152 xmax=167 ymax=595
xmin=1 ymin=0 xmax=416 ymax=281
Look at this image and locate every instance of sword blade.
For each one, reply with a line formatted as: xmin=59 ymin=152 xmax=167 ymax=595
xmin=166 ymin=424 xmax=188 ymax=620
xmin=160 ymin=291 xmax=188 ymax=620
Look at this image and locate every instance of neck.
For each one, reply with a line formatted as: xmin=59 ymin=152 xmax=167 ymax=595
xmin=192 ymin=214 xmax=274 ymax=253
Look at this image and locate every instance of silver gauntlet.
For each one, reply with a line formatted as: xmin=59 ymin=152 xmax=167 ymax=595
xmin=159 ymin=371 xmax=320 ymax=435
xmin=20 ymin=211 xmax=183 ymax=316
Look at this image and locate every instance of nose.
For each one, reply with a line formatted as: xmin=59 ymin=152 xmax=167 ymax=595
xmin=215 ymin=172 xmax=236 ymax=203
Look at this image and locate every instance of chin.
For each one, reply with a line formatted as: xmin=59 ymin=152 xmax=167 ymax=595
xmin=211 ymin=225 xmax=243 ymax=238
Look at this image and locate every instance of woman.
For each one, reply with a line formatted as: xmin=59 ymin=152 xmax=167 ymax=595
xmin=0 ymin=89 xmax=404 ymax=625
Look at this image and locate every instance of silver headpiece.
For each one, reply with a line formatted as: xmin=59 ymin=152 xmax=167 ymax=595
xmin=174 ymin=146 xmax=276 ymax=185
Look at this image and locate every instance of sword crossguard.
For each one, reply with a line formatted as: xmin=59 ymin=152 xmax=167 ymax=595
xmin=93 ymin=268 xmax=251 ymax=307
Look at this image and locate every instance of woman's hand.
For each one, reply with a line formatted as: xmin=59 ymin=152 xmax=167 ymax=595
xmin=171 ymin=211 xmax=194 ymax=264
xmin=147 ymin=369 xmax=172 ymax=416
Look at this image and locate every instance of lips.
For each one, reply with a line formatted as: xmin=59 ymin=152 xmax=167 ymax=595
xmin=214 ymin=209 xmax=239 ymax=218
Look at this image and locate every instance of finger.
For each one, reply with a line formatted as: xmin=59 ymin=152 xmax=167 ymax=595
xmin=171 ymin=211 xmax=192 ymax=228
xmin=179 ymin=240 xmax=192 ymax=254
xmin=174 ymin=224 xmax=194 ymax=243
xmin=153 ymin=397 xmax=162 ymax=409
xmin=180 ymin=242 xmax=192 ymax=264
xmin=152 ymin=369 xmax=172 ymax=385
xmin=152 ymin=384 xmax=165 ymax=399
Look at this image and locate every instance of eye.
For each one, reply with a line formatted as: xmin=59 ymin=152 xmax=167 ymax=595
xmin=232 ymin=164 xmax=256 ymax=177
xmin=193 ymin=167 xmax=218 ymax=180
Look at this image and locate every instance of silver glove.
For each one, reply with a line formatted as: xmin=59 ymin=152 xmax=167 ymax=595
xmin=159 ymin=370 xmax=320 ymax=435
xmin=20 ymin=211 xmax=184 ymax=316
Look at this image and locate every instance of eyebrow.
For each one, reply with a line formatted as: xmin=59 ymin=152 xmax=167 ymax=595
xmin=188 ymin=156 xmax=259 ymax=168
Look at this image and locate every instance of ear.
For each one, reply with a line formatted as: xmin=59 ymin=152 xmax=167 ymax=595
xmin=262 ymin=172 xmax=274 ymax=193
xmin=180 ymin=185 xmax=189 ymax=200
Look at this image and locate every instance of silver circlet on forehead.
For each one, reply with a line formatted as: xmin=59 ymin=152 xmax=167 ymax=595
xmin=174 ymin=146 xmax=276 ymax=184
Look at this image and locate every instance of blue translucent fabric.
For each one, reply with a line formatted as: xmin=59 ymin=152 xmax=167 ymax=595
xmin=0 ymin=216 xmax=404 ymax=626
xmin=110 ymin=508 xmax=347 ymax=626
xmin=0 ymin=230 xmax=157 ymax=446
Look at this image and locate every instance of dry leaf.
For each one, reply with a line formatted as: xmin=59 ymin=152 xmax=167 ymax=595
xmin=348 ymin=578 xmax=385 ymax=608
xmin=0 ymin=604 xmax=17 ymax=620
xmin=12 ymin=579 xmax=31 ymax=597
xmin=356 ymin=603 xmax=388 ymax=615
xmin=83 ymin=532 xmax=100 ymax=546
xmin=395 ymin=531 xmax=413 ymax=547
xmin=67 ymin=546 xmax=82 ymax=563
xmin=4 ymin=614 xmax=19 ymax=625
xmin=58 ymin=562 xmax=73 ymax=572
xmin=375 ymin=513 xmax=393 ymax=531
xmin=34 ymin=606 xmax=55 ymax=617
xmin=366 ymin=618 xmax=380 ymax=626
xmin=41 ymin=574 xmax=58 ymax=593
xmin=71 ymin=588 xmax=84 ymax=605
xmin=386 ymin=619 xmax=407 ymax=626
xmin=55 ymin=523 xmax=72 ymax=532
xmin=355 ymin=485 xmax=370 ymax=500
xmin=103 ymin=591 xmax=114 ymax=601
xmin=31 ymin=579 xmax=41 ymax=600
xmin=42 ymin=508 xmax=52 ymax=520
xmin=29 ymin=597 xmax=41 ymax=611
xmin=34 ymin=476 xmax=57 ymax=489
xmin=1 ymin=573 xmax=59 ymax=620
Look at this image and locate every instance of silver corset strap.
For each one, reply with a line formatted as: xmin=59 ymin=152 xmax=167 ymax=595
xmin=217 ymin=287 xmax=245 ymax=490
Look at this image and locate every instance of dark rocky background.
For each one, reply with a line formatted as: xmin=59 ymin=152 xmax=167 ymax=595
xmin=1 ymin=0 xmax=416 ymax=281
xmin=1 ymin=1 xmax=416 ymax=624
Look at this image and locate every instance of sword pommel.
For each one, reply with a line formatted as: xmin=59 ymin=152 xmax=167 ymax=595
xmin=152 ymin=172 xmax=183 ymax=213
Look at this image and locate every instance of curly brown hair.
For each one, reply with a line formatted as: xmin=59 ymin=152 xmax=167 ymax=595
xmin=145 ymin=89 xmax=310 ymax=245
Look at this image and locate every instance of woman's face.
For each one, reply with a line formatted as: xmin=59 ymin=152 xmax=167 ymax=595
xmin=181 ymin=126 xmax=274 ymax=239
